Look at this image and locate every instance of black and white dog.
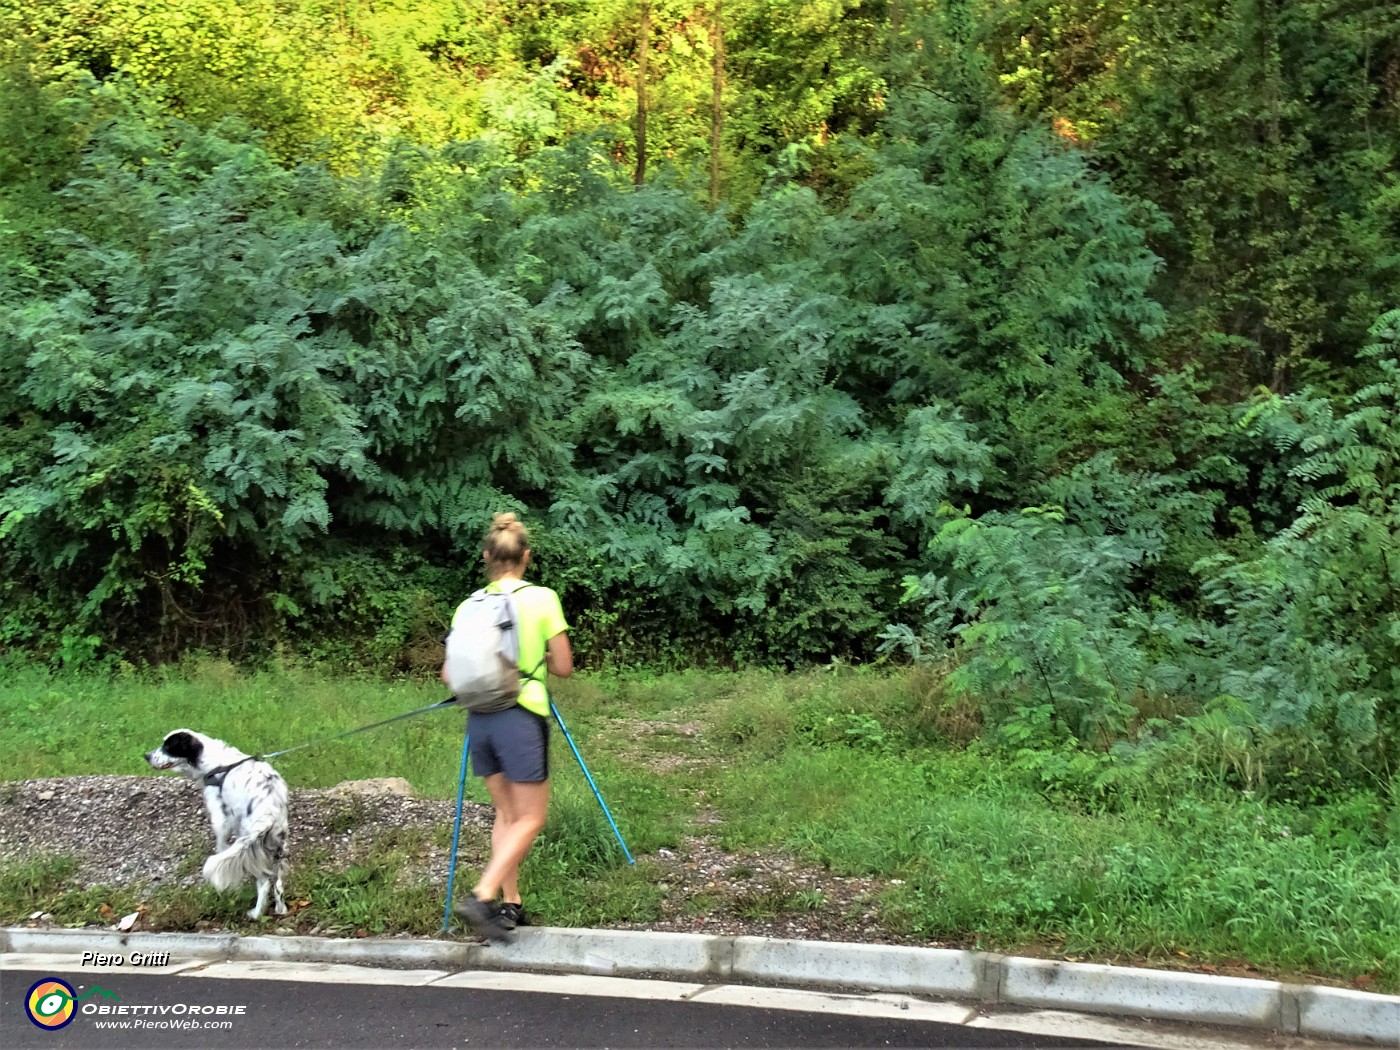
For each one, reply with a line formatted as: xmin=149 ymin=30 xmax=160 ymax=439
xmin=144 ymin=730 xmax=290 ymax=919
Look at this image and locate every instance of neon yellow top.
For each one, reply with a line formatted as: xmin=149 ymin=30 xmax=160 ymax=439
xmin=484 ymin=578 xmax=568 ymax=717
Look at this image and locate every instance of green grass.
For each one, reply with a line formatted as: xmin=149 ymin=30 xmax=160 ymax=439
xmin=712 ymin=742 xmax=1400 ymax=988
xmin=1 ymin=660 xmax=1397 ymax=990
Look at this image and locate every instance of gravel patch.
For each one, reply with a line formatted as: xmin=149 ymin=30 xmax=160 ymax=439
xmin=613 ymin=831 xmax=921 ymax=946
xmin=0 ymin=774 xmax=491 ymax=893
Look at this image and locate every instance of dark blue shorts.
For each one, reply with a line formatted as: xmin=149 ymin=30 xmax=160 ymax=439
xmin=468 ymin=705 xmax=550 ymax=783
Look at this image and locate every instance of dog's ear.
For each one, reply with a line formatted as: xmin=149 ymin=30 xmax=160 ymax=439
xmin=161 ymin=731 xmax=203 ymax=764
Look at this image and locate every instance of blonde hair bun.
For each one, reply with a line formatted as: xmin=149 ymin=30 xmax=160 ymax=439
xmin=482 ymin=512 xmax=530 ymax=577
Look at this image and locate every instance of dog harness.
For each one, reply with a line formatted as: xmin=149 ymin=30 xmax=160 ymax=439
xmin=202 ymin=754 xmax=259 ymax=790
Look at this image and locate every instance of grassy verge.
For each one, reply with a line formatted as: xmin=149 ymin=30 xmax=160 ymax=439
xmin=705 ymin=671 xmax=1400 ymax=988
xmin=1 ymin=660 xmax=1396 ymax=990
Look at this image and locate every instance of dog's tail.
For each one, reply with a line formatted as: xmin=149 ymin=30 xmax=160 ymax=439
xmin=202 ymin=815 xmax=288 ymax=892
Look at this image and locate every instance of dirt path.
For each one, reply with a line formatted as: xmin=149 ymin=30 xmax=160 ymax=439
xmin=581 ymin=713 xmax=914 ymax=944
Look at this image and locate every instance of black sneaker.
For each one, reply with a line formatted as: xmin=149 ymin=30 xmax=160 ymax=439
xmin=494 ymin=902 xmax=526 ymax=931
xmin=453 ymin=895 xmax=513 ymax=943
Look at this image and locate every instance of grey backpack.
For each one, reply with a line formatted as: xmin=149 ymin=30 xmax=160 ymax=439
xmin=443 ymin=586 xmax=535 ymax=712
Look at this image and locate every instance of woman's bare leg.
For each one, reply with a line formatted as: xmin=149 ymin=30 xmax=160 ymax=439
xmin=482 ymin=773 xmax=516 ymax=902
xmin=473 ymin=778 xmax=549 ymax=903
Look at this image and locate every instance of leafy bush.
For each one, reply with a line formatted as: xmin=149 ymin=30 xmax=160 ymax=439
xmin=884 ymin=314 xmax=1400 ymax=792
xmin=0 ymin=68 xmax=1170 ymax=671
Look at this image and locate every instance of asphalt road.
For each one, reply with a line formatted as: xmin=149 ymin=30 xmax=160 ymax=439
xmin=4 ymin=969 xmax=1125 ymax=1050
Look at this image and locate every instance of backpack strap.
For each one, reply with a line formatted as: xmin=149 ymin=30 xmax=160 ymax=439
xmin=497 ymin=581 xmax=548 ymax=689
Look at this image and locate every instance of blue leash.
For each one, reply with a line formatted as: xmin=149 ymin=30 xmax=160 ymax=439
xmin=201 ymin=697 xmax=460 ymax=788
xmin=259 ymin=698 xmax=459 ymax=759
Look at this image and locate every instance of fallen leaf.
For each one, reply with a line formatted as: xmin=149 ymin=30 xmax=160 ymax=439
xmin=99 ymin=904 xmax=113 ymax=917
xmin=118 ymin=912 xmax=139 ymax=932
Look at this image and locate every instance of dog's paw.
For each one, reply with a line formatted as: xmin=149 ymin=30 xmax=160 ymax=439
xmin=246 ymin=909 xmax=266 ymax=921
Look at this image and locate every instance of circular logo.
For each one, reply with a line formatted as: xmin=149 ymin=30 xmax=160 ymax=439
xmin=25 ymin=977 xmax=77 ymax=1030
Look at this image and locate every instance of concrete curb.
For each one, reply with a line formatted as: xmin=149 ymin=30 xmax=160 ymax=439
xmin=1000 ymin=956 xmax=1288 ymax=1030
xmin=729 ymin=936 xmax=987 ymax=999
xmin=5 ymin=926 xmax=1397 ymax=1045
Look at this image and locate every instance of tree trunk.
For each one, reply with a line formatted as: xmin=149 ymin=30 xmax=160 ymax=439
xmin=709 ymin=0 xmax=725 ymax=207
xmin=634 ymin=0 xmax=650 ymax=187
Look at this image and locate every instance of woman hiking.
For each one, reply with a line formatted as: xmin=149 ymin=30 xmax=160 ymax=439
xmin=446 ymin=512 xmax=572 ymax=941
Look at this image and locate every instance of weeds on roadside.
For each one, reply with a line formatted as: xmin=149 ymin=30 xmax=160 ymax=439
xmin=0 ymin=854 xmax=76 ymax=917
xmin=733 ymin=879 xmax=803 ymax=919
xmin=325 ymin=798 xmax=369 ymax=835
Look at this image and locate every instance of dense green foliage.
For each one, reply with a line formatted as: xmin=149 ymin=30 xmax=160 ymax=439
xmin=0 ymin=66 xmax=1161 ymax=668
xmin=2 ymin=2 xmax=1400 ymax=796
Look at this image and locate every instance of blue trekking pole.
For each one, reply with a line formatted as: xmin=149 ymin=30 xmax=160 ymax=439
xmin=551 ymin=701 xmax=634 ymax=864
xmin=441 ymin=727 xmax=472 ymax=932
